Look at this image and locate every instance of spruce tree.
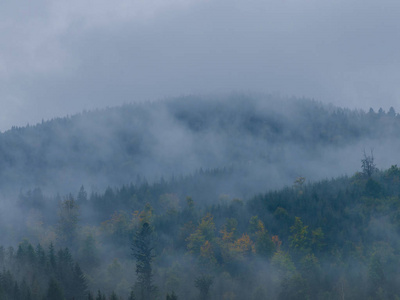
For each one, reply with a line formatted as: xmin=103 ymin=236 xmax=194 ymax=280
xmin=132 ymin=222 xmax=156 ymax=300
xmin=46 ymin=278 xmax=65 ymax=300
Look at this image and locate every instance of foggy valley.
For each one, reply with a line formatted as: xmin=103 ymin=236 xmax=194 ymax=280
xmin=0 ymin=95 xmax=399 ymax=299
xmin=2 ymin=0 xmax=400 ymax=299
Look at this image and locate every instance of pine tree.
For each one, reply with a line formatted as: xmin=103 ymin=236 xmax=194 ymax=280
xmin=46 ymin=278 xmax=65 ymax=300
xmin=57 ymin=194 xmax=80 ymax=247
xmin=79 ymin=234 xmax=100 ymax=271
xmin=128 ymin=291 xmax=136 ymax=300
xmin=36 ymin=243 xmax=47 ymax=267
xmin=109 ymin=291 xmax=119 ymax=300
xmin=48 ymin=243 xmax=56 ymax=270
xmin=132 ymin=222 xmax=157 ymax=300
xmin=77 ymin=185 xmax=88 ymax=205
xmin=13 ymin=281 xmax=20 ymax=300
xmin=96 ymin=290 xmax=107 ymax=300
xmin=73 ymin=263 xmax=88 ymax=300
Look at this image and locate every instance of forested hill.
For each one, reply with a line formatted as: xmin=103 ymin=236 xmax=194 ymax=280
xmin=4 ymin=163 xmax=400 ymax=299
xmin=0 ymin=94 xmax=399 ymax=194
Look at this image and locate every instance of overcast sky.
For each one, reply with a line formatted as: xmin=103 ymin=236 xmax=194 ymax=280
xmin=1 ymin=0 xmax=399 ymax=131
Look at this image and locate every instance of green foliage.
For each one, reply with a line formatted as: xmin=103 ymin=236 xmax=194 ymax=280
xmin=361 ymin=150 xmax=377 ymax=178
xmin=187 ymin=214 xmax=216 ymax=256
xmin=57 ymin=194 xmax=79 ymax=247
xmin=368 ymin=253 xmax=386 ymax=298
xmin=271 ymin=251 xmax=296 ymax=279
xmin=132 ymin=223 xmax=157 ymax=300
xmin=9 ymin=161 xmax=400 ymax=298
xmin=289 ymin=217 xmax=310 ymax=257
xmin=310 ymin=227 xmax=325 ymax=253
xmin=249 ymin=216 xmax=275 ymax=258
xmin=45 ymin=278 xmax=65 ymax=300
xmin=365 ymin=178 xmax=382 ymax=198
xmin=79 ymin=234 xmax=100 ymax=271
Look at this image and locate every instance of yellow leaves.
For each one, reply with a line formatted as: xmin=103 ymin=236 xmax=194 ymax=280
xmin=101 ymin=211 xmax=130 ymax=234
xmin=294 ymin=176 xmax=306 ymax=195
xmin=272 ymin=235 xmax=282 ymax=251
xmin=294 ymin=176 xmax=306 ymax=187
xmin=101 ymin=203 xmax=155 ymax=242
xmin=220 ymin=218 xmax=237 ymax=243
xmin=220 ymin=227 xmax=234 ymax=243
xmin=199 ymin=240 xmax=217 ymax=266
xmin=191 ymin=216 xmax=255 ymax=265
xmin=257 ymin=219 xmax=265 ymax=232
xmin=139 ymin=203 xmax=153 ymax=225
xmin=289 ymin=217 xmax=309 ymax=252
xmin=187 ymin=214 xmax=216 ymax=256
xmin=200 ymin=241 xmax=214 ymax=259
xmin=249 ymin=216 xmax=275 ymax=257
xmin=199 ymin=214 xmax=216 ymax=237
xmin=232 ymin=234 xmax=255 ymax=257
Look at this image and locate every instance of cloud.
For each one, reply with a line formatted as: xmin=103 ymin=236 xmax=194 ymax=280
xmin=0 ymin=0 xmax=399 ymax=130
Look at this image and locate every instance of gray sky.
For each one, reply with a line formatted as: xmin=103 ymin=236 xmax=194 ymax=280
xmin=1 ymin=0 xmax=400 ymax=131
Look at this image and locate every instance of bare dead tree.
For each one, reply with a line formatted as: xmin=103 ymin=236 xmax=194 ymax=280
xmin=361 ymin=149 xmax=377 ymax=177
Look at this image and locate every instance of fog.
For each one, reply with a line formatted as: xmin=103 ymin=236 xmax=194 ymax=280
xmin=1 ymin=1 xmax=400 ymax=298
xmin=1 ymin=0 xmax=400 ymax=130
xmin=0 ymin=94 xmax=398 ymax=198
xmin=0 ymin=95 xmax=397 ymax=298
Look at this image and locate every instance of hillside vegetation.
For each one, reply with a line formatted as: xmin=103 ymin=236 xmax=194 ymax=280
xmin=1 ymin=162 xmax=400 ymax=299
xmin=0 ymin=95 xmax=399 ymax=299
xmin=0 ymin=95 xmax=399 ymax=194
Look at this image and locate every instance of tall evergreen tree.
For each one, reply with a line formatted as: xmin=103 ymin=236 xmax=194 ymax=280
xmin=132 ymin=222 xmax=156 ymax=300
xmin=57 ymin=194 xmax=80 ymax=248
xmin=73 ymin=263 xmax=88 ymax=300
xmin=46 ymin=278 xmax=65 ymax=300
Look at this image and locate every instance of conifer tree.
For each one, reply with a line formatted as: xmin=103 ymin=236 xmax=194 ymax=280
xmin=132 ymin=222 xmax=156 ymax=300
xmin=73 ymin=263 xmax=88 ymax=300
xmin=109 ymin=291 xmax=119 ymax=300
xmin=128 ymin=291 xmax=136 ymax=300
xmin=57 ymin=194 xmax=80 ymax=247
xmin=46 ymin=278 xmax=65 ymax=300
xmin=95 ymin=290 xmax=106 ymax=300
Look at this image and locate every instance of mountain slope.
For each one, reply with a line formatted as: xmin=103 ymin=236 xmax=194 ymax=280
xmin=0 ymin=94 xmax=398 ymax=194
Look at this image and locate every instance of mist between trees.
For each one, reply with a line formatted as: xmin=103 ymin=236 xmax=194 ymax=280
xmin=2 ymin=162 xmax=400 ymax=299
xmin=0 ymin=94 xmax=399 ymax=195
xmin=0 ymin=94 xmax=399 ymax=299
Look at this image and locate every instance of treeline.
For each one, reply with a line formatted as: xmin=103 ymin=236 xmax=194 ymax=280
xmin=4 ymin=161 xmax=400 ymax=299
xmin=0 ymin=95 xmax=398 ymax=193
xmin=0 ymin=241 xmax=87 ymax=299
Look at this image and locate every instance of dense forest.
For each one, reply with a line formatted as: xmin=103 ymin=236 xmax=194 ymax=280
xmin=3 ymin=159 xmax=400 ymax=299
xmin=1 ymin=95 xmax=399 ymax=194
xmin=0 ymin=95 xmax=400 ymax=299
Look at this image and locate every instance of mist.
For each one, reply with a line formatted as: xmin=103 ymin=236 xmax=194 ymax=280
xmin=0 ymin=94 xmax=398 ymax=298
xmin=0 ymin=94 xmax=397 ymax=197
xmin=1 ymin=0 xmax=400 ymax=131
xmin=1 ymin=0 xmax=400 ymax=297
